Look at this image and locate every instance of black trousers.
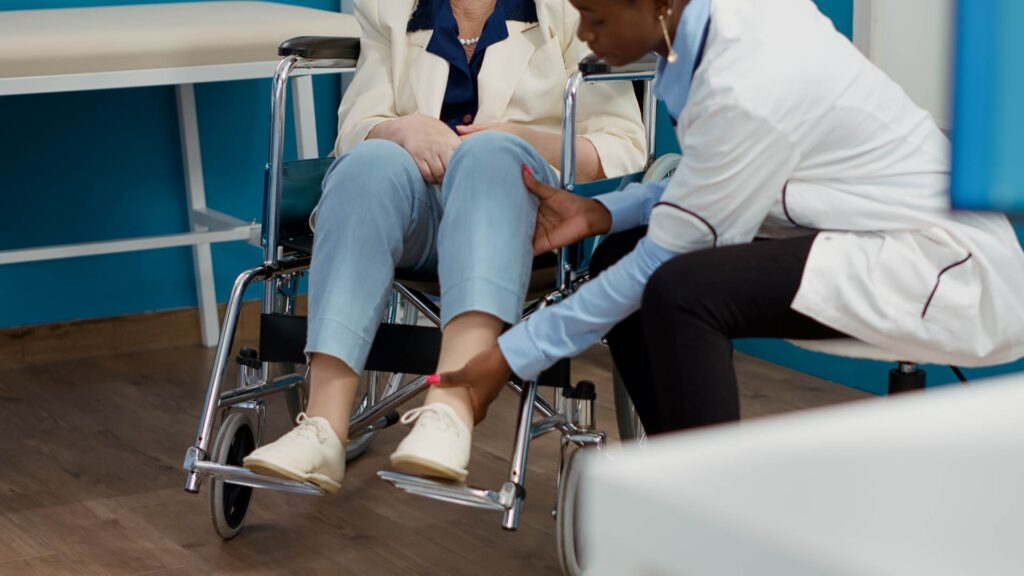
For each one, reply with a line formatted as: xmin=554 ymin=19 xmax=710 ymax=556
xmin=590 ymin=228 xmax=845 ymax=435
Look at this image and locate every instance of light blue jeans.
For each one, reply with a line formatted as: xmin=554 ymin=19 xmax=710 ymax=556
xmin=306 ymin=131 xmax=558 ymax=374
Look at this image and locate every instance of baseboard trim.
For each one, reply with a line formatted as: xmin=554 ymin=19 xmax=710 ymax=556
xmin=0 ymin=297 xmax=308 ymax=371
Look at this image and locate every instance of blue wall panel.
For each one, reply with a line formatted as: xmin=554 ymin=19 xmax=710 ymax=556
xmin=0 ymin=0 xmax=341 ymax=327
xmin=814 ymin=0 xmax=854 ymax=38
xmin=950 ymin=0 xmax=1024 ymax=212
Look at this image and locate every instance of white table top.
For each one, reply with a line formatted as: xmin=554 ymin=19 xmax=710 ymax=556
xmin=0 ymin=1 xmax=358 ymax=81
xmin=582 ymin=374 xmax=1024 ymax=575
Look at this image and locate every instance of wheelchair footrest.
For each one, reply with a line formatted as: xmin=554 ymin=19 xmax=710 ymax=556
xmin=377 ymin=471 xmax=515 ymax=512
xmin=193 ymin=461 xmax=326 ymax=496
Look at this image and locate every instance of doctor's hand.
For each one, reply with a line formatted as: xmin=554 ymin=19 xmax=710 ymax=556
xmin=432 ymin=346 xmax=511 ymax=425
xmin=523 ymin=165 xmax=613 ymax=255
xmin=369 ymin=114 xmax=460 ymax=184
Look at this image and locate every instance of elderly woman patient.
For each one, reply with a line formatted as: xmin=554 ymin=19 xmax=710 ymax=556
xmin=243 ymin=0 xmax=645 ymax=491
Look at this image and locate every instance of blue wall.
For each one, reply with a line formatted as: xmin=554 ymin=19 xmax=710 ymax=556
xmin=0 ymin=0 xmax=341 ymax=327
xmin=814 ymin=0 xmax=854 ymax=37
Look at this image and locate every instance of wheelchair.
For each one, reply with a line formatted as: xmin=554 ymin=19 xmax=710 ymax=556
xmin=181 ymin=34 xmax=675 ymax=576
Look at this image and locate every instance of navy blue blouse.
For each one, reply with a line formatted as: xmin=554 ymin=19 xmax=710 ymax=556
xmin=408 ymin=0 xmax=538 ymax=131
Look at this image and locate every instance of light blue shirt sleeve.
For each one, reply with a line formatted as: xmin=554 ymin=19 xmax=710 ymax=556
xmin=594 ymin=180 xmax=669 ymax=234
xmin=498 ymin=0 xmax=711 ymax=381
xmin=499 ymin=236 xmax=680 ymax=381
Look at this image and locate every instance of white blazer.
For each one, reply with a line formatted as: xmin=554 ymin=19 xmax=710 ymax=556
xmin=333 ymin=0 xmax=647 ymax=178
xmin=649 ymin=0 xmax=1024 ymax=366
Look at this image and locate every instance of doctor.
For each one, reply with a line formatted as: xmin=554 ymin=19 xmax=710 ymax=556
xmin=435 ymin=0 xmax=1024 ymax=432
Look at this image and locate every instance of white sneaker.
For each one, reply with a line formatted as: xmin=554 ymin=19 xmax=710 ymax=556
xmin=390 ymin=403 xmax=471 ymax=482
xmin=243 ymin=413 xmax=345 ymax=493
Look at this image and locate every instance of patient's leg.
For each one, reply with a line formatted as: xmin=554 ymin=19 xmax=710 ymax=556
xmin=245 ymin=139 xmax=439 ymax=491
xmin=425 ymin=311 xmax=504 ymax=427
xmin=305 ymin=353 xmax=359 ymax=441
xmin=432 ymin=132 xmax=557 ymax=425
xmin=390 ymin=132 xmax=557 ymax=480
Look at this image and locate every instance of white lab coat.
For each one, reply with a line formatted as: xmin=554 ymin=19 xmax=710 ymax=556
xmin=649 ymin=0 xmax=1024 ymax=367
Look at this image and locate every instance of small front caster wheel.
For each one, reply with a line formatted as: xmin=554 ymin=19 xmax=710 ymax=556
xmin=209 ymin=412 xmax=256 ymax=540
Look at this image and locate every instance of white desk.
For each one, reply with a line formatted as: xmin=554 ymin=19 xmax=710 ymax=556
xmin=582 ymin=375 xmax=1024 ymax=575
xmin=0 ymin=2 xmax=358 ymax=345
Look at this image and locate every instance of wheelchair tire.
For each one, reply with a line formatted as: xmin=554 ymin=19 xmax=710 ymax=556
xmin=642 ymin=153 xmax=681 ymax=183
xmin=612 ymin=367 xmax=646 ymax=443
xmin=344 ymin=428 xmax=377 ymax=462
xmin=556 ymin=446 xmax=586 ymax=576
xmin=210 ymin=412 xmax=256 ymax=540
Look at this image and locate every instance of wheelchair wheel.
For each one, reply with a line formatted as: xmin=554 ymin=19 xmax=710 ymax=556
xmin=210 ymin=412 xmax=256 ymax=540
xmin=556 ymin=446 xmax=587 ymax=576
xmin=612 ymin=367 xmax=646 ymax=443
xmin=642 ymin=153 xmax=681 ymax=183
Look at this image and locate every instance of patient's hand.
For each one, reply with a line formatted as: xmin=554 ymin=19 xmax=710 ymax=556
xmin=524 ymin=166 xmax=613 ymax=255
xmin=433 ymin=346 xmax=510 ymax=425
xmin=456 ymin=121 xmax=530 ymax=141
xmin=369 ymin=114 xmax=460 ymax=184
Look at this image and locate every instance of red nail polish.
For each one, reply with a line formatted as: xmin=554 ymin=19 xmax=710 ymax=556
xmin=426 ymin=374 xmax=440 ymax=385
xmin=522 ymin=164 xmax=533 ymax=177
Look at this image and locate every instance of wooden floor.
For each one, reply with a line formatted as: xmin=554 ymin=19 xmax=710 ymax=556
xmin=0 ymin=340 xmax=869 ymax=575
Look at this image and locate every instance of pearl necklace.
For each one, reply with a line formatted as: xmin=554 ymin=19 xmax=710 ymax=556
xmin=459 ymin=36 xmax=480 ymax=46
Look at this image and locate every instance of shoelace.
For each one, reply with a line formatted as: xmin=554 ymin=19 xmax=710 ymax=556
xmin=292 ymin=413 xmax=327 ymax=444
xmin=400 ymin=405 xmax=461 ymax=436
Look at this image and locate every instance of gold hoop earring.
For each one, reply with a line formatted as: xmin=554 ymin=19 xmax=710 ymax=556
xmin=659 ymin=9 xmax=678 ymax=63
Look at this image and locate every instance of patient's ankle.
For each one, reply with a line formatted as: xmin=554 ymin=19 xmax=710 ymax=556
xmin=306 ymin=353 xmax=362 ymax=443
xmin=424 ymin=389 xmax=475 ymax=430
xmin=304 ymin=407 xmax=350 ymax=443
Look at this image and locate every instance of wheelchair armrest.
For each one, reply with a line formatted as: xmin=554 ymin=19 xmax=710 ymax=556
xmin=578 ymin=52 xmax=658 ymax=79
xmin=278 ymin=36 xmax=361 ymax=60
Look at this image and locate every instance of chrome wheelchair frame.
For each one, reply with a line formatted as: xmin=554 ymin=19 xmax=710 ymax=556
xmin=181 ymin=35 xmax=661 ymax=575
